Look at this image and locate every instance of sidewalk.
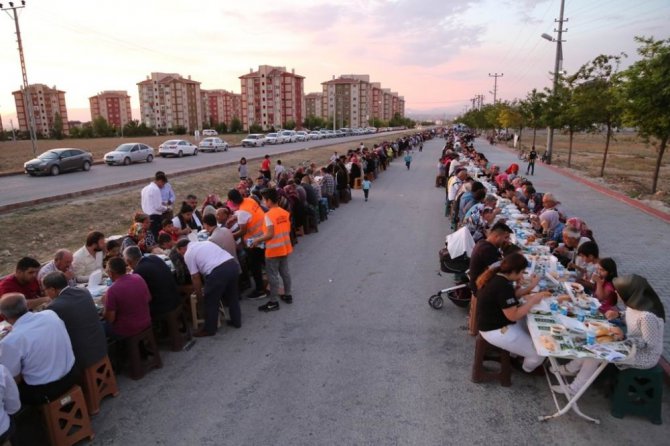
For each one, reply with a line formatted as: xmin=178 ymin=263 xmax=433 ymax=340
xmin=474 ymin=139 xmax=670 ymax=358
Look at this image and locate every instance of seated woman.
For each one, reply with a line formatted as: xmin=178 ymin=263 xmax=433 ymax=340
xmin=592 ymin=258 xmax=619 ymax=314
xmin=172 ymin=202 xmax=200 ymax=238
xmin=538 ymin=209 xmax=564 ymax=243
xmin=121 ymin=213 xmax=157 ymax=253
xmin=477 ymin=253 xmax=552 ymax=373
xmin=552 ymin=274 xmax=665 ymax=395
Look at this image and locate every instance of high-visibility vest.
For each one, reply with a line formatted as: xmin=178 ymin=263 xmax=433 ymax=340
xmin=264 ymin=207 xmax=293 ymax=258
xmin=239 ymin=197 xmax=265 ymax=241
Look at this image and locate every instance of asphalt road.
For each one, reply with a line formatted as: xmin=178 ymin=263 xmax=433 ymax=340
xmin=86 ymin=137 xmax=668 ymax=445
xmin=0 ymin=132 xmax=403 ymax=209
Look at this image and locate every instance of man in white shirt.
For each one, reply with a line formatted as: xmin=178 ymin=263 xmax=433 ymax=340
xmin=72 ymin=231 xmax=106 ymax=283
xmin=141 ymin=171 xmax=170 ymax=239
xmin=0 ymin=293 xmax=76 ymax=405
xmin=184 ymin=241 xmax=241 ymax=337
xmin=38 ymin=249 xmax=77 ymax=289
xmin=0 ymin=364 xmax=20 ymax=443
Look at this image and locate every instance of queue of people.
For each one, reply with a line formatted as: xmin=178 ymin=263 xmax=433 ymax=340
xmin=440 ymin=129 xmax=665 ymax=399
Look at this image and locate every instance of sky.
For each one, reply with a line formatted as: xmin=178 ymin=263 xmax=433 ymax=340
xmin=0 ymin=0 xmax=668 ymax=125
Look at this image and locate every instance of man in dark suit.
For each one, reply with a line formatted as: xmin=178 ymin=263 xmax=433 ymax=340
xmin=123 ymin=246 xmax=181 ymax=317
xmin=42 ymin=272 xmax=107 ymax=372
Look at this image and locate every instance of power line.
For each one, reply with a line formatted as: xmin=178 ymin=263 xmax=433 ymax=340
xmin=488 ymin=73 xmax=504 ymax=103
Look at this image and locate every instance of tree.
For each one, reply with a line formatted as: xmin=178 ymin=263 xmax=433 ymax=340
xmin=172 ymin=125 xmax=187 ymax=135
xmin=570 ymin=53 xmax=626 ymax=177
xmin=304 ymin=115 xmax=327 ymax=130
xmin=92 ymin=116 xmax=115 ymax=137
xmin=497 ymin=101 xmax=525 ymax=148
xmin=214 ymin=122 xmax=228 ymax=134
xmin=249 ymin=123 xmax=263 ymax=133
xmin=621 ymin=36 xmax=670 ymax=193
xmin=51 ymin=112 xmax=64 ymax=139
xmin=550 ymin=75 xmax=593 ymax=167
xmin=518 ymin=89 xmax=546 ymax=147
xmin=229 ymin=117 xmax=243 ymax=133
xmin=283 ymin=119 xmax=296 ymax=130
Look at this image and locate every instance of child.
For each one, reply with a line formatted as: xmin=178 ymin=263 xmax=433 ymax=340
xmin=362 ymin=178 xmax=371 ymax=202
xmin=238 ymin=157 xmax=248 ymax=180
xmin=404 ymin=151 xmax=412 ymax=170
xmin=159 ymin=219 xmax=179 ymax=242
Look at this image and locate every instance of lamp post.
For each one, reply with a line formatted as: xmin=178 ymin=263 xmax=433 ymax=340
xmin=541 ymin=0 xmax=567 ymax=165
xmin=2 ymin=1 xmax=38 ymax=156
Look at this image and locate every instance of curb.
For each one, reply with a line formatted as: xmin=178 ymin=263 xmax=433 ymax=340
xmin=493 ymin=142 xmax=670 ymax=224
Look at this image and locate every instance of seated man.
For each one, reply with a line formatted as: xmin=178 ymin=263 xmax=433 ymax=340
xmin=0 ymin=257 xmax=51 ymax=310
xmin=103 ymin=257 xmax=151 ymax=338
xmin=551 ymin=227 xmax=592 ymax=268
xmin=123 ymin=246 xmax=181 ymax=318
xmin=0 ymin=293 xmax=76 ymax=405
xmin=72 ymin=231 xmax=106 ymax=283
xmin=42 ymin=272 xmax=107 ymax=373
xmin=38 ymin=249 xmax=77 ymax=289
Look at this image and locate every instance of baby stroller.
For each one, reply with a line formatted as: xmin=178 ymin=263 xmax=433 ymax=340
xmin=429 ymin=227 xmax=475 ymax=310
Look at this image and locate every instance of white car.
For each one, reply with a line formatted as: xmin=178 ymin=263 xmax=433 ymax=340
xmin=199 ymin=137 xmax=229 ymax=152
xmin=308 ymin=131 xmax=322 ymax=140
xmin=202 ymin=129 xmax=218 ymax=136
xmin=280 ymin=130 xmax=296 ymax=143
xmin=104 ymin=143 xmax=155 ymax=166
xmin=295 ymin=131 xmax=308 ymax=141
xmin=241 ymin=134 xmax=266 ymax=147
xmin=158 ymin=139 xmax=198 ymax=157
xmin=265 ymin=133 xmax=280 ymax=144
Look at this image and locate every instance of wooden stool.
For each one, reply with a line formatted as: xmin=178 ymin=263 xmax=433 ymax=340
xmin=40 ymin=385 xmax=94 ymax=446
xmin=81 ymin=355 xmax=119 ymax=416
xmin=471 ymin=334 xmax=512 ymax=387
xmin=153 ymin=306 xmax=193 ymax=352
xmin=611 ymin=365 xmax=663 ymax=424
xmin=353 ymin=177 xmax=362 ymax=189
xmin=125 ymin=327 xmax=162 ymax=380
xmin=467 ymin=295 xmax=478 ymax=336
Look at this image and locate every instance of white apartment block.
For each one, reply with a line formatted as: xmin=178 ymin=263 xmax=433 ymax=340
xmin=137 ymin=72 xmax=203 ymax=133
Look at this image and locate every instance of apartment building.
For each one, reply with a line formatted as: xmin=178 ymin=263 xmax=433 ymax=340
xmin=137 ymin=72 xmax=203 ymax=133
xmin=239 ymin=65 xmax=304 ymax=130
xmin=321 ymin=75 xmax=373 ymax=129
xmin=89 ymin=90 xmax=132 ymax=128
xmin=201 ymin=89 xmax=242 ymax=127
xmin=304 ymin=92 xmax=323 ymax=119
xmin=12 ymin=84 xmax=69 ymax=136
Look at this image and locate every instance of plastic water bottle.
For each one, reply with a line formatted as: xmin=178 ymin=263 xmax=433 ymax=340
xmin=586 ymin=328 xmax=596 ymax=346
xmin=590 ymin=301 xmax=599 ymax=317
xmin=577 ymin=309 xmax=585 ymax=323
xmin=105 ymin=278 xmax=112 ymax=287
xmin=559 ymin=305 xmax=568 ymax=316
xmin=550 ymin=300 xmax=558 ymax=313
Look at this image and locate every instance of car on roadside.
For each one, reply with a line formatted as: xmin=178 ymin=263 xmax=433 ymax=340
xmin=158 ymin=139 xmax=198 ymax=157
xmin=308 ymin=131 xmax=322 ymax=140
xmin=295 ymin=131 xmax=309 ymax=142
xmin=199 ymin=137 xmax=229 ymax=152
xmin=280 ymin=130 xmax=297 ymax=143
xmin=104 ymin=143 xmax=155 ymax=166
xmin=202 ymin=129 xmax=218 ymax=136
xmin=241 ymin=134 xmax=266 ymax=147
xmin=265 ymin=133 xmax=280 ymax=145
xmin=24 ymin=148 xmax=93 ymax=176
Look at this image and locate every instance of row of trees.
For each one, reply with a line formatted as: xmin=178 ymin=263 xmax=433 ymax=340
xmin=302 ymin=112 xmax=415 ymax=131
xmin=457 ymin=36 xmax=669 ymax=193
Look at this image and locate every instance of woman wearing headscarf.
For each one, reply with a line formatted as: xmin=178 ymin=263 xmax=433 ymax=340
xmin=505 ymin=163 xmax=519 ymax=175
xmin=539 ymin=209 xmax=564 ymax=243
xmin=201 ymin=194 xmax=222 ymax=217
xmin=552 ymin=274 xmax=665 ymax=395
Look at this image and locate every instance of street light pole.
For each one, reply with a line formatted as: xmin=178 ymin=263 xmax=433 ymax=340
xmin=2 ymin=1 xmax=38 ymax=156
xmin=542 ymin=0 xmax=567 ymax=165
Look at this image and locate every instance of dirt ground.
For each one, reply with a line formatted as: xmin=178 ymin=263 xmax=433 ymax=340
xmin=515 ymin=130 xmax=670 ymax=207
xmin=0 ymin=134 xmax=247 ymax=174
xmin=0 ymin=133 xmax=409 ymax=275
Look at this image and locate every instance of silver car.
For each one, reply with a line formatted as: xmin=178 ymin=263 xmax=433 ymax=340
xmin=199 ymin=137 xmax=229 ymax=152
xmin=104 ymin=143 xmax=155 ymax=165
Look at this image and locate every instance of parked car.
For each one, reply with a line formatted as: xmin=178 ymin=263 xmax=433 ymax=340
xmin=308 ymin=131 xmax=322 ymax=140
xmin=199 ymin=137 xmax=229 ymax=152
xmin=295 ymin=131 xmax=309 ymax=141
xmin=202 ymin=129 xmax=218 ymax=136
xmin=104 ymin=143 xmax=155 ymax=166
xmin=339 ymin=127 xmax=351 ymax=136
xmin=241 ymin=134 xmax=266 ymax=147
xmin=265 ymin=133 xmax=280 ymax=144
xmin=280 ymin=130 xmax=297 ymax=143
xmin=24 ymin=148 xmax=93 ymax=176
xmin=158 ymin=139 xmax=198 ymax=157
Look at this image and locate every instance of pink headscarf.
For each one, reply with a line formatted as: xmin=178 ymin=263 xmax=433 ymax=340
xmin=566 ymin=217 xmax=588 ymax=236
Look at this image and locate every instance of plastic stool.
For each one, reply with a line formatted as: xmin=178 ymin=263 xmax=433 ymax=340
xmin=81 ymin=355 xmax=119 ymax=415
xmin=40 ymin=385 xmax=95 ymax=446
xmin=125 ymin=327 xmax=162 ymax=380
xmin=153 ymin=306 xmax=192 ymax=351
xmin=611 ymin=365 xmax=663 ymax=424
xmin=471 ymin=334 xmax=511 ymax=387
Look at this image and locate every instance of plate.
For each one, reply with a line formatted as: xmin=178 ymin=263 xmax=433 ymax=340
xmin=566 ymin=282 xmax=584 ymax=294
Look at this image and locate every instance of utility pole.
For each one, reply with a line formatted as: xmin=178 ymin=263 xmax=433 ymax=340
xmin=543 ymin=0 xmax=567 ymax=165
xmin=2 ymin=1 xmax=38 ymax=156
xmin=488 ymin=73 xmax=503 ymax=103
xmin=470 ymin=97 xmax=477 ymax=111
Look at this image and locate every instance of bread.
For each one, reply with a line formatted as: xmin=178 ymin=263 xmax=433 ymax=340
xmin=540 ymin=335 xmax=557 ymax=352
xmin=596 ymin=335 xmax=614 ymax=344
